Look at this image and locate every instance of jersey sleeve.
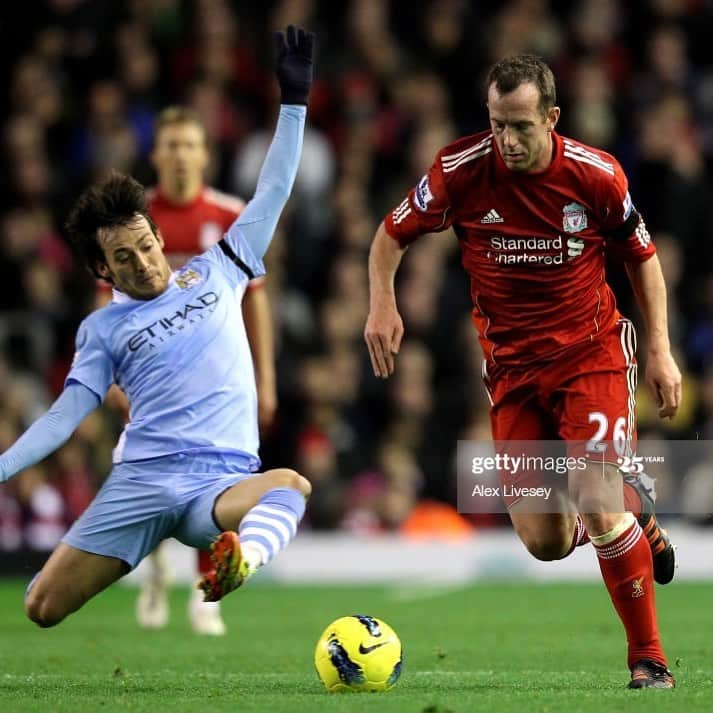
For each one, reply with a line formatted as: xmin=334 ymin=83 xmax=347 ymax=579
xmin=601 ymin=161 xmax=656 ymax=263
xmin=0 ymin=383 xmax=100 ymax=482
xmin=64 ymin=317 xmax=115 ymax=402
xmin=198 ymin=229 xmax=266 ymax=291
xmin=384 ymin=155 xmax=454 ymax=248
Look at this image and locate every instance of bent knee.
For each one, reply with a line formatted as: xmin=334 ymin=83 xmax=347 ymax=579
xmin=25 ymin=591 xmax=65 ymax=628
xmin=270 ymin=468 xmax=312 ymax=498
xmin=519 ymin=532 xmax=571 ymax=561
xmin=580 ymin=511 xmax=627 ymax=538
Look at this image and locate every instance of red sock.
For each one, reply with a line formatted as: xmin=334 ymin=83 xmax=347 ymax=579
xmin=198 ymin=549 xmax=213 ymax=575
xmin=565 ymin=514 xmax=590 ymax=556
xmin=594 ymin=519 xmax=667 ymax=669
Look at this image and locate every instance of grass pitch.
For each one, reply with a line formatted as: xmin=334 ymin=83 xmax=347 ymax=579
xmin=0 ymin=578 xmax=710 ymax=712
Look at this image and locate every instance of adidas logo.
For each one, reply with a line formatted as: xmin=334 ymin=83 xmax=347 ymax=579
xmin=480 ymin=209 xmax=504 ymax=224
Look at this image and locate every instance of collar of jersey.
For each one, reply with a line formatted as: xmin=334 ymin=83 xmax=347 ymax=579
xmin=154 ymin=185 xmax=205 ymax=209
xmin=112 ymin=271 xmax=178 ymax=304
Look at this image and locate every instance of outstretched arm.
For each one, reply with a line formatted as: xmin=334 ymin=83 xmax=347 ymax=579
xmin=364 ymin=222 xmax=407 ymax=378
xmin=625 ymin=254 xmax=682 ymax=418
xmin=227 ymin=105 xmax=305 ymax=260
xmin=0 ymin=382 xmax=100 ymax=482
xmin=226 ymin=26 xmax=314 ymax=260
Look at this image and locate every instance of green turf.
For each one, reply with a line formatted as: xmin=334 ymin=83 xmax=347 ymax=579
xmin=0 ymin=579 xmax=710 ymax=712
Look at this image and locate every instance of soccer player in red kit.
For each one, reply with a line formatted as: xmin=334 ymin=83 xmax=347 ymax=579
xmin=365 ymin=55 xmax=681 ymax=689
xmin=137 ymin=106 xmax=277 ymax=636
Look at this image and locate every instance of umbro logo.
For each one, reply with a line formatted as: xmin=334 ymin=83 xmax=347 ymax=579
xmin=481 ymin=209 xmax=504 ymax=224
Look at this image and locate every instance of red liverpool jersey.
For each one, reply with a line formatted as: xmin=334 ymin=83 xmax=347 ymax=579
xmin=147 ymin=186 xmax=246 ymax=269
xmin=385 ymin=130 xmax=655 ymax=366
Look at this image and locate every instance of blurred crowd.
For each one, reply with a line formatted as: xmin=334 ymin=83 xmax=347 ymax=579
xmin=1 ymin=0 xmax=713 ymax=552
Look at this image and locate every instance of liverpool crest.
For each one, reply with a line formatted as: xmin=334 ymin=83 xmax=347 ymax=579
xmin=562 ymin=202 xmax=587 ymax=234
xmin=632 ymin=576 xmax=645 ymax=598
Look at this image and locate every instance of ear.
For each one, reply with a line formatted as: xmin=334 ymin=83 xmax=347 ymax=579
xmin=547 ymin=106 xmax=561 ymax=131
xmin=96 ymin=262 xmax=112 ymax=281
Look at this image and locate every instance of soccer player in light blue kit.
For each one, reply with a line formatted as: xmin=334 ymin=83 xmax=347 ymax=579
xmin=0 ymin=26 xmax=315 ymax=628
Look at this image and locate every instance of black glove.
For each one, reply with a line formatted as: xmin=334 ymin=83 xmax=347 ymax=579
xmin=275 ymin=25 xmax=315 ymax=105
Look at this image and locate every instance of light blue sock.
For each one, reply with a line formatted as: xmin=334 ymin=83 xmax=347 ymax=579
xmin=238 ymin=487 xmax=306 ymax=567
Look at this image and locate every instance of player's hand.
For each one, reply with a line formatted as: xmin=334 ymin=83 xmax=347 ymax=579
xmin=364 ymin=298 xmax=404 ymax=378
xmin=645 ymin=349 xmax=682 ymax=419
xmin=275 ymin=25 xmax=315 ymax=105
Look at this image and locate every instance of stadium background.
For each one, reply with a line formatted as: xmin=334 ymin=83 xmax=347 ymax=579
xmin=0 ymin=0 xmax=712 ymax=581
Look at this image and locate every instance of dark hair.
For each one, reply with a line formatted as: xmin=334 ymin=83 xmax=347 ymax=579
xmin=485 ymin=55 xmax=557 ymax=114
xmin=65 ymin=172 xmax=158 ymax=280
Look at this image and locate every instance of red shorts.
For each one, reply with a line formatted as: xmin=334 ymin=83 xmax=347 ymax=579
xmin=483 ymin=319 xmax=638 ymax=507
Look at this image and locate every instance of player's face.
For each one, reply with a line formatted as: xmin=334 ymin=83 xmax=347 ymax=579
xmin=151 ymin=122 xmax=209 ymax=192
xmin=96 ymin=215 xmax=172 ymax=300
xmin=487 ymin=82 xmax=560 ymax=173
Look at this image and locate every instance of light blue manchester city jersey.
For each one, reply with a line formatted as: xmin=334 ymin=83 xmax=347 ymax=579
xmin=66 ymin=235 xmax=265 ymax=465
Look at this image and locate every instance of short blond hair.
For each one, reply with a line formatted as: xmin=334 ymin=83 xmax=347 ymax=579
xmin=154 ymin=106 xmax=208 ymax=145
